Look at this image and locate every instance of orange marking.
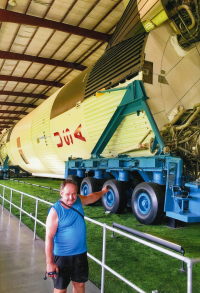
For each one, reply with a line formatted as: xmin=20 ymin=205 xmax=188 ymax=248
xmin=17 ymin=137 xmax=21 ymax=148
xmin=17 ymin=137 xmax=29 ymax=164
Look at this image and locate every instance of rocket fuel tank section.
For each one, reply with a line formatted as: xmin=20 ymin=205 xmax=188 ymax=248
xmin=1 ymin=0 xmax=200 ymax=178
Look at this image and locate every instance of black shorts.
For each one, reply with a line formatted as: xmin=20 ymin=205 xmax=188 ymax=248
xmin=53 ymin=252 xmax=89 ymax=289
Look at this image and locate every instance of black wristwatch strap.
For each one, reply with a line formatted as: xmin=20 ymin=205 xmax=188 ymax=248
xmin=59 ymin=200 xmax=84 ymax=219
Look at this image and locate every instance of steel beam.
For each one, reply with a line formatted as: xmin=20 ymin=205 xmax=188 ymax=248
xmin=0 ymin=51 xmax=87 ymax=71
xmin=0 ymin=9 xmax=111 ymax=42
xmin=0 ymin=122 xmax=14 ymax=125
xmin=0 ymin=75 xmax=64 ymax=87
xmin=0 ymin=116 xmax=20 ymax=120
xmin=0 ymin=90 xmax=48 ymax=99
xmin=0 ymin=101 xmax=37 ymax=108
xmin=0 ymin=110 xmax=28 ymax=115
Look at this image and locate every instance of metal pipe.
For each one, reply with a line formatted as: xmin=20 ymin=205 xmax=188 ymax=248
xmin=175 ymin=106 xmax=200 ymax=131
xmin=187 ymin=261 xmax=193 ymax=293
xmin=112 ymin=222 xmax=184 ymax=253
xmin=178 ymin=5 xmax=196 ymax=31
xmin=101 ymin=225 xmax=107 ymax=293
xmin=118 ymin=130 xmax=151 ymax=154
xmin=88 ymin=252 xmax=147 ymax=293
xmin=33 ymin=198 xmax=38 ymax=240
xmin=165 ymin=130 xmax=198 ymax=146
xmin=2 ymin=186 xmax=5 ymax=210
xmin=170 ymin=4 xmax=196 ymax=31
xmin=9 ymin=189 xmax=12 ymax=214
xmin=170 ymin=109 xmax=187 ymax=126
xmin=19 ymin=193 xmax=23 ymax=226
xmin=177 ymin=146 xmax=197 ymax=157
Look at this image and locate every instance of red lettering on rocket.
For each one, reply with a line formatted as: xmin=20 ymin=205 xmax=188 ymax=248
xmin=54 ymin=124 xmax=86 ymax=148
xmin=54 ymin=132 xmax=63 ymax=148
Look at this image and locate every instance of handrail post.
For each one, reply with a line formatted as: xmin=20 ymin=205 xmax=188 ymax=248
xmin=19 ymin=193 xmax=23 ymax=226
xmin=2 ymin=186 xmax=5 ymax=210
xmin=101 ymin=224 xmax=107 ymax=293
xmin=33 ymin=199 xmax=38 ymax=240
xmin=9 ymin=189 xmax=13 ymax=214
xmin=187 ymin=261 xmax=193 ymax=293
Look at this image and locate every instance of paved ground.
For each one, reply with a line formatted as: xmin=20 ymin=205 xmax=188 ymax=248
xmin=0 ymin=206 xmax=100 ymax=293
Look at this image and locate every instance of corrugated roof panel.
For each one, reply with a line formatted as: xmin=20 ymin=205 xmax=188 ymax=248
xmin=14 ymin=83 xmax=29 ymax=92
xmin=35 ymin=65 xmax=55 ymax=80
xmin=4 ymin=82 xmax=19 ymax=91
xmin=0 ymin=95 xmax=8 ymax=100
xmin=46 ymin=67 xmax=66 ymax=80
xmin=33 ymin=85 xmax=48 ymax=93
xmin=23 ymin=84 xmax=38 ymax=92
xmin=23 ymin=63 xmax=45 ymax=79
xmin=12 ymin=61 xmax=32 ymax=77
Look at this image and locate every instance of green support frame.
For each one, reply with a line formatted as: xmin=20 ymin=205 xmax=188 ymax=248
xmin=91 ymin=80 xmax=165 ymax=158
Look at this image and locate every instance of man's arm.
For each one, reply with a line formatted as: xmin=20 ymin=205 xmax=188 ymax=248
xmin=45 ymin=207 xmax=59 ymax=278
xmin=79 ymin=185 xmax=110 ymax=206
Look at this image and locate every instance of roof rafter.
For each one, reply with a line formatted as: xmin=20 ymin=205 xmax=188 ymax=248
xmin=0 ymin=116 xmax=21 ymax=120
xmin=0 ymin=110 xmax=27 ymax=115
xmin=0 ymin=122 xmax=15 ymax=125
xmin=0 ymin=51 xmax=87 ymax=71
xmin=0 ymin=75 xmax=64 ymax=87
xmin=0 ymin=101 xmax=37 ymax=108
xmin=0 ymin=90 xmax=48 ymax=99
xmin=0 ymin=9 xmax=111 ymax=42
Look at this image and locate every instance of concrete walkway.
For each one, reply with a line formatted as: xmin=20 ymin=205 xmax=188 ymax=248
xmin=0 ymin=206 xmax=100 ymax=293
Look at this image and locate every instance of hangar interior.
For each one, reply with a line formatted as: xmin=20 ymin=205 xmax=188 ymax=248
xmin=0 ymin=0 xmax=200 ymax=292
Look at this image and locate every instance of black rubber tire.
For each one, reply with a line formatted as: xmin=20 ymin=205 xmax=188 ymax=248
xmin=66 ymin=175 xmax=82 ymax=194
xmin=80 ymin=177 xmax=100 ymax=205
xmin=101 ymin=179 xmax=127 ymax=214
xmin=80 ymin=177 xmax=100 ymax=194
xmin=131 ymin=182 xmax=165 ymax=225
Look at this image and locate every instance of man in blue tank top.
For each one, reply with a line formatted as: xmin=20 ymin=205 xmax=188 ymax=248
xmin=45 ymin=178 xmax=109 ymax=293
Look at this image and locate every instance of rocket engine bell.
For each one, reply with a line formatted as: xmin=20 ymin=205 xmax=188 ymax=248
xmin=0 ymin=0 xmax=200 ymax=179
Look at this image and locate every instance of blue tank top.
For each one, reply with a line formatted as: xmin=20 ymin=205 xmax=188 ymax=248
xmin=51 ymin=196 xmax=87 ymax=256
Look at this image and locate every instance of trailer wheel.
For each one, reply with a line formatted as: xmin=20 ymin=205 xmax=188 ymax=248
xmin=80 ymin=177 xmax=100 ymax=205
xmin=101 ymin=179 xmax=126 ymax=214
xmin=131 ymin=182 xmax=164 ymax=225
xmin=80 ymin=177 xmax=99 ymax=195
xmin=67 ymin=175 xmax=82 ymax=194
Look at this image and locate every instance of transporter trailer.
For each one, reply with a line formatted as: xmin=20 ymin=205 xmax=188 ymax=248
xmin=65 ymin=81 xmax=200 ymax=225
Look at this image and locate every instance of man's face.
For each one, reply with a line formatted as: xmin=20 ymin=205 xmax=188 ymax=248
xmin=60 ymin=183 xmax=77 ymax=206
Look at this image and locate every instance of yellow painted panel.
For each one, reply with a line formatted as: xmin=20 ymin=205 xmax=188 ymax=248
xmin=6 ymin=141 xmax=17 ymax=166
xmin=84 ymin=87 xmax=152 ymax=158
xmin=8 ymin=109 xmax=51 ymax=174
xmin=31 ymin=92 xmax=65 ymax=175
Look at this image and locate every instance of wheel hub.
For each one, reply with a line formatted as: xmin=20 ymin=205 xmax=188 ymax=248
xmin=137 ymin=192 xmax=151 ymax=215
xmin=82 ymin=184 xmax=89 ymax=196
xmin=105 ymin=190 xmax=115 ymax=207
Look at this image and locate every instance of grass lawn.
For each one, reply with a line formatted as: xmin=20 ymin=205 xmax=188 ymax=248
xmin=0 ymin=178 xmax=200 ymax=293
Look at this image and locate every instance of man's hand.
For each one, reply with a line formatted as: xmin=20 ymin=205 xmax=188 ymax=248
xmin=80 ymin=184 xmax=110 ymax=206
xmin=46 ymin=262 xmax=59 ymax=279
xmin=102 ymin=184 xmax=110 ymax=194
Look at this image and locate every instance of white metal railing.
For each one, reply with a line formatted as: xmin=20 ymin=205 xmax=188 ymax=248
xmin=0 ymin=183 xmax=200 ymax=293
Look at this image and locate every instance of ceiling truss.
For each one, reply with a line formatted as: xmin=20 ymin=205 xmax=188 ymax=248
xmin=0 ymin=50 xmax=87 ymax=71
xmin=0 ymin=8 xmax=111 ymax=42
xmin=0 ymin=90 xmax=48 ymax=99
xmin=0 ymin=0 xmax=124 ymax=129
xmin=0 ymin=75 xmax=64 ymax=87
